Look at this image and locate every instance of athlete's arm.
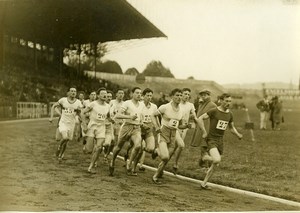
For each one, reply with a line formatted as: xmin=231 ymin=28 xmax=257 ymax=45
xmin=49 ymin=102 xmax=61 ymax=123
xmin=190 ymin=106 xmax=197 ymax=122
xmin=115 ymin=112 xmax=137 ymax=120
xmin=151 ymin=110 xmax=161 ymax=133
xmin=195 ymin=113 xmax=210 ymax=138
xmin=229 ymin=122 xmax=243 ymax=140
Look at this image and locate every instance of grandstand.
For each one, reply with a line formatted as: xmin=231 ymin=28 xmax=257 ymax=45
xmin=264 ymin=88 xmax=300 ymax=100
xmin=0 ymin=0 xmax=166 ymax=120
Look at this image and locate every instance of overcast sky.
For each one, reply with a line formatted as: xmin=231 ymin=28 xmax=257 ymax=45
xmin=103 ymin=0 xmax=300 ymax=85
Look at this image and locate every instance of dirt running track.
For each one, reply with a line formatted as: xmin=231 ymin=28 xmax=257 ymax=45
xmin=0 ymin=119 xmax=299 ymax=211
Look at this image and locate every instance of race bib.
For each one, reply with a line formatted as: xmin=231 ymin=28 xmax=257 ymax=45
xmin=168 ymin=119 xmax=179 ymax=128
xmin=64 ymin=108 xmax=74 ymax=115
xmin=216 ymin=120 xmax=229 ymax=130
xmin=133 ymin=113 xmax=139 ymax=121
xmin=97 ymin=113 xmax=106 ymax=120
xmin=143 ymin=115 xmax=152 ymax=123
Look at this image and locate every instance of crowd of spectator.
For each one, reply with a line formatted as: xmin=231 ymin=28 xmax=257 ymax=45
xmin=0 ymin=54 xmax=123 ymax=118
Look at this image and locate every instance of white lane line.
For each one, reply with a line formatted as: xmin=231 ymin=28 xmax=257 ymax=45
xmin=117 ymin=156 xmax=300 ymax=208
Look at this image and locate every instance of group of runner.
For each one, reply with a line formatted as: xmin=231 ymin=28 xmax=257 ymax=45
xmin=49 ymin=86 xmax=243 ymax=189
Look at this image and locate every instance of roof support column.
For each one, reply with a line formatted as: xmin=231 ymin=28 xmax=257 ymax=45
xmin=0 ymin=31 xmax=4 ymax=68
xmin=94 ymin=42 xmax=97 ymax=79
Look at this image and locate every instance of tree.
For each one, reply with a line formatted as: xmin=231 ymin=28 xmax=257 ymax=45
xmin=125 ymin=67 xmax=139 ymax=75
xmin=187 ymin=76 xmax=195 ymax=80
xmin=95 ymin=60 xmax=123 ymax=74
xmin=142 ymin=60 xmax=174 ymax=78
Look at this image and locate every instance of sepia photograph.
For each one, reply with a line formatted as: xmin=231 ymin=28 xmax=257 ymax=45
xmin=0 ymin=0 xmax=300 ymax=211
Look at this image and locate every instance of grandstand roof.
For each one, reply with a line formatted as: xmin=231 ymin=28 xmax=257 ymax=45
xmin=1 ymin=0 xmax=166 ymax=47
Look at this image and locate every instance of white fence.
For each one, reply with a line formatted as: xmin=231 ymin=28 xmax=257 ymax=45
xmin=16 ymin=102 xmax=48 ymax=119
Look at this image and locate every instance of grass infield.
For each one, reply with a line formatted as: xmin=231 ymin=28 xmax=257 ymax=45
xmin=143 ymin=98 xmax=300 ymax=202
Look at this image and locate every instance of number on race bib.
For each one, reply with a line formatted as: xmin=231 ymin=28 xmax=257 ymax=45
xmin=216 ymin=120 xmax=229 ymax=130
xmin=168 ymin=119 xmax=179 ymax=128
xmin=64 ymin=108 xmax=74 ymax=114
xmin=143 ymin=115 xmax=152 ymax=123
xmin=97 ymin=113 xmax=106 ymax=120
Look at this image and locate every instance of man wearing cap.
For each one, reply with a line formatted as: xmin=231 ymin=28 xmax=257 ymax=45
xmin=190 ymin=89 xmax=217 ymax=147
xmin=190 ymin=89 xmax=217 ymax=169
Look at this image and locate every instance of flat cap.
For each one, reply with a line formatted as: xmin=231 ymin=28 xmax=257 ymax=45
xmin=199 ymin=89 xmax=211 ymax=95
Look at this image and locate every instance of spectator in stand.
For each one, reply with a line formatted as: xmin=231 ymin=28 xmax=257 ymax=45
xmin=256 ymin=95 xmax=270 ymax=130
xmin=271 ymin=96 xmax=283 ymax=131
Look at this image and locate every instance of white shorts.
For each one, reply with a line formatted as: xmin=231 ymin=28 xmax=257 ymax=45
xmin=58 ymin=121 xmax=76 ymax=140
xmin=86 ymin=123 xmax=106 ymax=139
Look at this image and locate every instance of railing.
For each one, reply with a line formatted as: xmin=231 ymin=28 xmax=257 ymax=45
xmin=16 ymin=102 xmax=48 ymax=119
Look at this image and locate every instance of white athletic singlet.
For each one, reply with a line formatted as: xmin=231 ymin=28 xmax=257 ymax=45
xmin=158 ymin=102 xmax=183 ymax=129
xmin=58 ymin=97 xmax=82 ymax=124
xmin=88 ymin=101 xmax=110 ymax=125
xmin=110 ymin=99 xmax=124 ymax=123
xmin=179 ymin=101 xmax=195 ymax=124
xmin=120 ymin=100 xmax=143 ymax=125
xmin=141 ymin=102 xmax=157 ymax=124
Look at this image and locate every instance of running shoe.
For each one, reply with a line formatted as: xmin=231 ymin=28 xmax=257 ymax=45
xmin=139 ymin=166 xmax=146 ymax=172
xmin=87 ymin=168 xmax=97 ymax=174
xmin=200 ymin=184 xmax=211 ymax=190
xmin=198 ymin=157 xmax=207 ymax=168
xmin=58 ymin=157 xmax=62 ymax=163
xmin=152 ymin=176 xmax=162 ymax=184
xmin=56 ymin=148 xmax=60 ymax=157
xmin=126 ymin=168 xmax=132 ymax=176
xmin=131 ymin=171 xmax=138 ymax=176
xmin=151 ymin=151 xmax=158 ymax=160
xmin=124 ymin=153 xmax=129 ymax=162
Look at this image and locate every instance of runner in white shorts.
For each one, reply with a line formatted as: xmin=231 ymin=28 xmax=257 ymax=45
xmin=81 ymin=91 xmax=96 ymax=153
xmin=74 ymin=91 xmax=85 ymax=141
xmin=109 ymin=87 xmax=143 ymax=176
xmin=170 ymin=88 xmax=196 ymax=174
xmin=49 ymin=87 xmax=83 ymax=162
xmin=109 ymin=89 xmax=125 ymax=152
xmin=151 ymin=88 xmax=190 ymax=184
xmin=103 ymin=90 xmax=114 ymax=161
xmin=82 ymin=87 xmax=112 ymax=174
xmin=126 ymin=88 xmax=158 ymax=171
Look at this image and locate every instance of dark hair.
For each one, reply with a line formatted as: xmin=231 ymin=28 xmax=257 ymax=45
xmin=69 ymin=86 xmax=77 ymax=92
xmin=97 ymin=87 xmax=106 ymax=94
xmin=220 ymin=93 xmax=231 ymax=100
xmin=132 ymin=87 xmax=141 ymax=93
xmin=142 ymin=88 xmax=153 ymax=96
xmin=77 ymin=90 xmax=84 ymax=95
xmin=107 ymin=90 xmax=113 ymax=95
xmin=170 ymin=88 xmax=182 ymax=96
xmin=182 ymin=88 xmax=191 ymax=93
xmin=116 ymin=88 xmax=124 ymax=93
xmin=89 ymin=91 xmax=96 ymax=95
